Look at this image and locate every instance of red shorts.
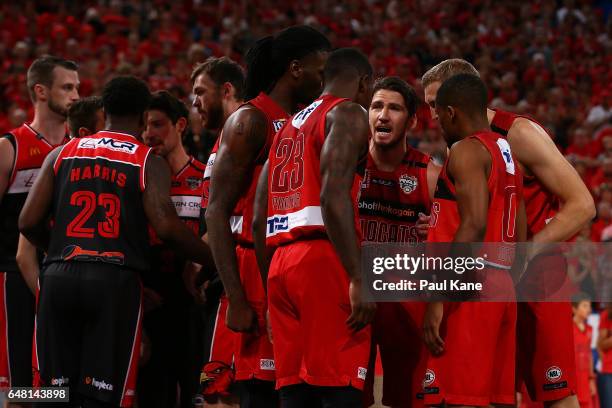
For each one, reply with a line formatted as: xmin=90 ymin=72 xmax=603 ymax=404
xmin=363 ymin=301 xmax=427 ymax=408
xmin=209 ymin=294 xmax=236 ymax=366
xmin=268 ymin=239 xmax=371 ymax=390
xmin=517 ymin=302 xmax=577 ymax=402
xmin=424 ymin=300 xmax=516 ymax=406
xmin=234 ymin=246 xmax=275 ymax=382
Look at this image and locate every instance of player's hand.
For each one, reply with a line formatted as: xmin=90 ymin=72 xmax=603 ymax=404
xmin=183 ymin=261 xmax=206 ymax=304
xmin=416 ymin=212 xmax=431 ymax=240
xmin=423 ymin=302 xmax=445 ymax=355
xmin=590 ymin=378 xmax=597 ymax=396
xmin=226 ymin=299 xmax=258 ymax=333
xmin=347 ymin=278 xmax=376 ymax=331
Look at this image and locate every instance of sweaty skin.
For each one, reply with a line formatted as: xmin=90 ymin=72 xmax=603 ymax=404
xmin=205 ymin=106 xmax=268 ymax=333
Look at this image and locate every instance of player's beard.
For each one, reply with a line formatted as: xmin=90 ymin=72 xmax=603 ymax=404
xmin=205 ymin=101 xmax=224 ymax=130
xmin=48 ymin=97 xmax=69 ymax=119
xmin=375 ymin=129 xmax=407 ymax=150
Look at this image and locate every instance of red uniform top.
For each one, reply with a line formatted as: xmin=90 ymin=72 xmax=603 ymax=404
xmin=201 ymin=93 xmax=288 ymax=246
xmin=600 ymin=310 xmax=612 ymax=374
xmin=0 ymin=123 xmax=69 ymax=272
xmin=490 ymin=109 xmax=559 ymax=237
xmin=266 ymin=94 xmax=362 ymax=247
xmin=427 ymin=131 xmax=522 ymax=269
xmin=359 ymin=148 xmax=431 ymax=243
xmin=573 ymin=322 xmax=594 ymax=405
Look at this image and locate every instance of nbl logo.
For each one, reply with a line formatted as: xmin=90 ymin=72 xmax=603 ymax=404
xmin=423 ymin=369 xmax=436 ymax=387
xmin=545 ymin=366 xmax=562 ymax=382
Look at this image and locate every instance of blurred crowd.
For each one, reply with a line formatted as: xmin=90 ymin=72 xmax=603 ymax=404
xmin=0 ymin=0 xmax=611 ymax=240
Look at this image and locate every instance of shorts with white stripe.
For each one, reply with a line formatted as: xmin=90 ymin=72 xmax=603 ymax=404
xmin=35 ymin=262 xmax=142 ymax=407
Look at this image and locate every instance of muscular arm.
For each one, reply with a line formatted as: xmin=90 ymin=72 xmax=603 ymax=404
xmin=16 ymin=234 xmax=39 ymax=294
xmin=253 ymin=160 xmax=271 ymax=291
xmin=18 ymin=148 xmax=60 ymax=250
xmin=426 ymin=159 xmax=441 ymax=202
xmin=321 ymin=102 xmax=374 ymax=331
xmin=0 ymin=137 xmax=15 ymax=204
xmin=508 ymin=119 xmax=595 ymax=244
xmin=447 ymin=139 xmax=490 ymax=243
xmin=205 ymin=107 xmax=268 ymax=331
xmin=144 ymin=154 xmax=215 ymax=270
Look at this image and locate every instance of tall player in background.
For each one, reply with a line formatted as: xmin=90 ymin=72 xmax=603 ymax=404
xmin=17 ymin=96 xmax=104 ymax=295
xmin=360 ymin=76 xmax=439 ymax=408
xmin=0 ymin=55 xmax=79 ymax=391
xmin=423 ymin=73 xmax=526 ymax=407
xmin=139 ymin=90 xmax=205 ymax=408
xmin=190 ymin=56 xmax=245 ymax=407
xmin=205 ymin=26 xmax=330 ymax=406
xmin=253 ymin=47 xmax=375 ymax=407
xmin=19 ymin=76 xmax=215 ymax=408
xmin=422 ymin=59 xmax=595 ymax=408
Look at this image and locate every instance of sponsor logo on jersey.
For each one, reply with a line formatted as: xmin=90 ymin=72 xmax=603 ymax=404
xmin=7 ymin=168 xmax=40 ymax=194
xmin=545 ymin=366 xmax=562 ymax=382
xmin=29 ymin=146 xmax=41 ymax=156
xmin=78 ymin=137 xmax=138 ymax=154
xmin=186 ymin=176 xmax=202 ymax=190
xmin=423 ymin=369 xmax=436 ymax=386
xmin=273 ymin=119 xmax=287 ymax=133
xmin=125 ymin=389 xmax=135 ymax=396
xmin=357 ymin=367 xmax=367 ymax=380
xmin=399 ymin=174 xmax=418 ymax=194
xmin=87 ymin=377 xmax=114 ymax=391
xmin=260 ymin=359 xmax=275 ymax=371
xmin=291 ymin=99 xmax=323 ymax=129
xmin=266 ymin=215 xmax=289 ymax=234
xmin=496 ymin=138 xmax=515 ymax=175
xmin=51 ymin=376 xmax=69 ymax=386
xmin=62 ymin=245 xmax=125 ymax=266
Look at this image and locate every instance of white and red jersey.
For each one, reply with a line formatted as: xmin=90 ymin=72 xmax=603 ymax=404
xmin=428 ymin=131 xmax=522 ymax=269
xmin=359 ymin=148 xmax=431 ymax=244
xmin=490 ymin=109 xmax=558 ymax=237
xmin=265 ymin=94 xmax=363 ymax=247
xmin=202 ymin=93 xmax=288 ymax=246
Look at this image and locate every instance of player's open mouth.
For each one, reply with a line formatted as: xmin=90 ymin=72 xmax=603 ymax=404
xmin=375 ymin=125 xmax=392 ymax=135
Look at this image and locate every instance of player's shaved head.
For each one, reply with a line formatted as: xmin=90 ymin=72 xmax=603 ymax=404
xmin=324 ymin=48 xmax=372 ymax=82
xmin=436 ymin=74 xmax=488 ymax=117
xmin=102 ymin=76 xmax=152 ymax=119
xmin=244 ymin=25 xmax=331 ymax=100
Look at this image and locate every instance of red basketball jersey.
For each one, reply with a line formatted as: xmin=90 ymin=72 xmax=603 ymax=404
xmin=359 ymin=148 xmax=431 ymax=243
xmin=428 ymin=131 xmax=522 ymax=268
xmin=265 ymin=94 xmax=362 ymax=247
xmin=490 ymin=108 xmax=558 ymax=237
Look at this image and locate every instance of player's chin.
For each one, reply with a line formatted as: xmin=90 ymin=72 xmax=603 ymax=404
xmin=373 ymin=132 xmax=397 ymax=146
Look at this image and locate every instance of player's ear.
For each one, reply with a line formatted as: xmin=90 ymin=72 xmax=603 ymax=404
xmin=447 ymin=106 xmax=456 ymax=122
xmin=407 ymin=115 xmax=418 ymax=133
xmin=78 ymin=127 xmax=91 ymax=138
xmin=222 ymin=82 xmax=234 ymax=100
xmin=33 ymin=84 xmax=48 ymax=102
xmin=175 ymin=117 xmax=187 ymax=134
xmin=289 ymin=59 xmax=302 ymax=80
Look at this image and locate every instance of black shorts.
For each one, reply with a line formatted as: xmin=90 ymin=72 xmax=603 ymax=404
xmin=35 ymin=262 xmax=142 ymax=407
xmin=0 ymin=270 xmax=36 ymax=387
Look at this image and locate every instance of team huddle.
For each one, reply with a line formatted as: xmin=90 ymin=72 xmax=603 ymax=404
xmin=0 ymin=25 xmax=596 ymax=408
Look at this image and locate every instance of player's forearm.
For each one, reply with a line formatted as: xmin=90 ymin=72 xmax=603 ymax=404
xmin=321 ymin=189 xmax=361 ymax=280
xmin=453 ymin=219 xmax=486 ymax=243
xmin=19 ymin=224 xmax=50 ymax=252
xmin=16 ymin=238 xmax=40 ymax=294
xmin=252 ymin=216 xmax=269 ymax=291
xmin=206 ymin=208 xmax=247 ymax=304
xmin=160 ymin=220 xmax=215 ymax=271
xmin=531 ymin=196 xmax=595 ymax=244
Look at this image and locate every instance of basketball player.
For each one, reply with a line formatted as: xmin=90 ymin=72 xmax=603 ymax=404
xmin=360 ymin=76 xmax=439 ymax=408
xmin=191 ymin=57 xmax=245 ymax=407
xmin=0 ymin=55 xmax=79 ymax=391
xmin=423 ymin=73 xmax=526 ymax=407
xmin=205 ymin=26 xmax=330 ymax=406
xmin=18 ymin=76 xmax=214 ymax=407
xmin=422 ymin=59 xmax=595 ymax=408
xmin=138 ymin=90 xmax=206 ymax=408
xmin=16 ymin=96 xmax=104 ymax=321
xmin=252 ymin=47 xmax=375 ymax=407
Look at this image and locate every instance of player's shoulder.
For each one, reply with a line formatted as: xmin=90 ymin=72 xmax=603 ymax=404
xmin=188 ymin=157 xmax=206 ymax=173
xmin=225 ymin=104 xmax=268 ymax=132
xmin=326 ymin=101 xmax=367 ymax=128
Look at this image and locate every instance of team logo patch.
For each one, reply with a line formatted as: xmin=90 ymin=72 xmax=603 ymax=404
xmin=357 ymin=367 xmax=367 ymax=380
xmin=260 ymin=359 xmax=275 ymax=371
xmin=399 ymin=174 xmax=418 ymax=194
xmin=186 ymin=176 xmax=202 ymax=190
xmin=423 ymin=369 xmax=435 ymax=387
xmin=545 ymin=366 xmax=562 ymax=382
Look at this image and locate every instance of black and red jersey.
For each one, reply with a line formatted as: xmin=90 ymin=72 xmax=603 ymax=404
xmin=0 ymin=124 xmax=69 ymax=272
xmin=490 ymin=108 xmax=559 ymax=238
xmin=265 ymin=94 xmax=363 ymax=247
xmin=359 ymin=148 xmax=431 ymax=243
xmin=428 ymin=131 xmax=522 ymax=269
xmin=45 ymin=131 xmax=152 ymax=272
xmin=146 ymin=157 xmax=204 ymax=295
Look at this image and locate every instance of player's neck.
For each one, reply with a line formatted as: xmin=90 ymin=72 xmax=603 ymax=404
xmin=573 ymin=315 xmax=586 ymax=329
xmin=224 ymin=99 xmax=243 ymax=121
xmin=104 ymin=118 xmax=142 ymax=139
xmin=29 ymin=109 xmax=66 ymax=145
xmin=486 ymin=108 xmax=496 ymax=125
xmin=166 ymin=145 xmax=190 ymax=175
xmin=267 ymin=84 xmax=294 ymax=115
xmin=370 ymin=140 xmax=406 ymax=172
xmin=460 ymin=119 xmax=490 ymax=139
